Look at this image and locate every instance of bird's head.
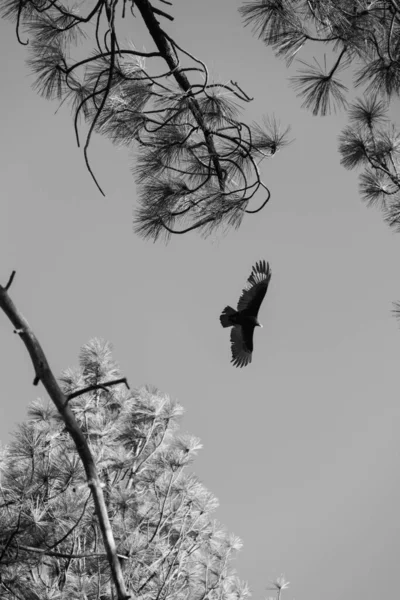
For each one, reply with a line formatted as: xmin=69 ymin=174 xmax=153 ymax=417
xmin=247 ymin=315 xmax=262 ymax=327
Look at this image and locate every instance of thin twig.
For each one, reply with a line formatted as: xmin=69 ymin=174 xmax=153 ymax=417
xmin=5 ymin=270 xmax=16 ymax=291
xmin=4 ymin=543 xmax=129 ymax=561
xmin=66 ymin=377 xmax=130 ymax=403
xmin=151 ymin=5 xmax=174 ymax=21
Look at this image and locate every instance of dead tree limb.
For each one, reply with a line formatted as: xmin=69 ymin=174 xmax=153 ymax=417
xmin=0 ymin=271 xmax=131 ymax=600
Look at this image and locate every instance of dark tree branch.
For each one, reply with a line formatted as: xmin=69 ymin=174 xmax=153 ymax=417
xmin=3 ymin=543 xmax=129 ymax=561
xmin=151 ymin=5 xmax=174 ymax=21
xmin=0 ymin=273 xmax=131 ymax=600
xmin=245 ymin=188 xmax=271 ymax=213
xmin=66 ymin=377 xmax=130 ymax=403
xmin=161 ymin=215 xmax=216 ymax=235
xmin=5 ymin=270 xmax=16 ymax=291
xmin=134 ymin=0 xmax=226 ymax=190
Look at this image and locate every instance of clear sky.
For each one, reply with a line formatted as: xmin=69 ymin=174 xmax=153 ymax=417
xmin=1 ymin=1 xmax=400 ymax=600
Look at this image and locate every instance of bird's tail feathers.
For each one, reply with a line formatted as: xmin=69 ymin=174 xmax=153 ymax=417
xmin=220 ymin=306 xmax=237 ymax=327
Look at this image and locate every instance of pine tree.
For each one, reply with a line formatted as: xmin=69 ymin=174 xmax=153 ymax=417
xmin=0 ymin=0 xmax=290 ymax=242
xmin=239 ymin=0 xmax=400 ymax=230
xmin=0 ymin=339 xmax=251 ymax=600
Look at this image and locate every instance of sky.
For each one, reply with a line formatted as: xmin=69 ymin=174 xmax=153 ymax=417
xmin=1 ymin=1 xmax=400 ymax=599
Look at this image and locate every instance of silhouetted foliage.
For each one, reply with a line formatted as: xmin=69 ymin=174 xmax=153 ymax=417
xmin=0 ymin=0 xmax=290 ymax=242
xmin=240 ymin=0 xmax=400 ymax=230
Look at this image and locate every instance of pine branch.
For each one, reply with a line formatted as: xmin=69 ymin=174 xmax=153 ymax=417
xmin=134 ymin=0 xmax=227 ymax=191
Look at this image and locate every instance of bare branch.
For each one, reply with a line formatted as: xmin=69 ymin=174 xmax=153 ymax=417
xmin=66 ymin=377 xmax=130 ymax=403
xmin=0 ymin=276 xmax=131 ymax=600
xmin=5 ymin=270 xmax=16 ymax=291
xmin=151 ymin=5 xmax=174 ymax=21
xmin=2 ymin=542 xmax=129 ymax=561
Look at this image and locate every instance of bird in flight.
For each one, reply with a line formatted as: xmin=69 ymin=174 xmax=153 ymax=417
xmin=220 ymin=260 xmax=271 ymax=367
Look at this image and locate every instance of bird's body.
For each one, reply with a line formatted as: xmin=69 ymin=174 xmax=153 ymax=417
xmin=220 ymin=260 xmax=271 ymax=367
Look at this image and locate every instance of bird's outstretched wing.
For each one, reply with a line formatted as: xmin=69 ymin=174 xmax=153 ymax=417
xmin=230 ymin=324 xmax=255 ymax=368
xmin=237 ymin=260 xmax=271 ymax=316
